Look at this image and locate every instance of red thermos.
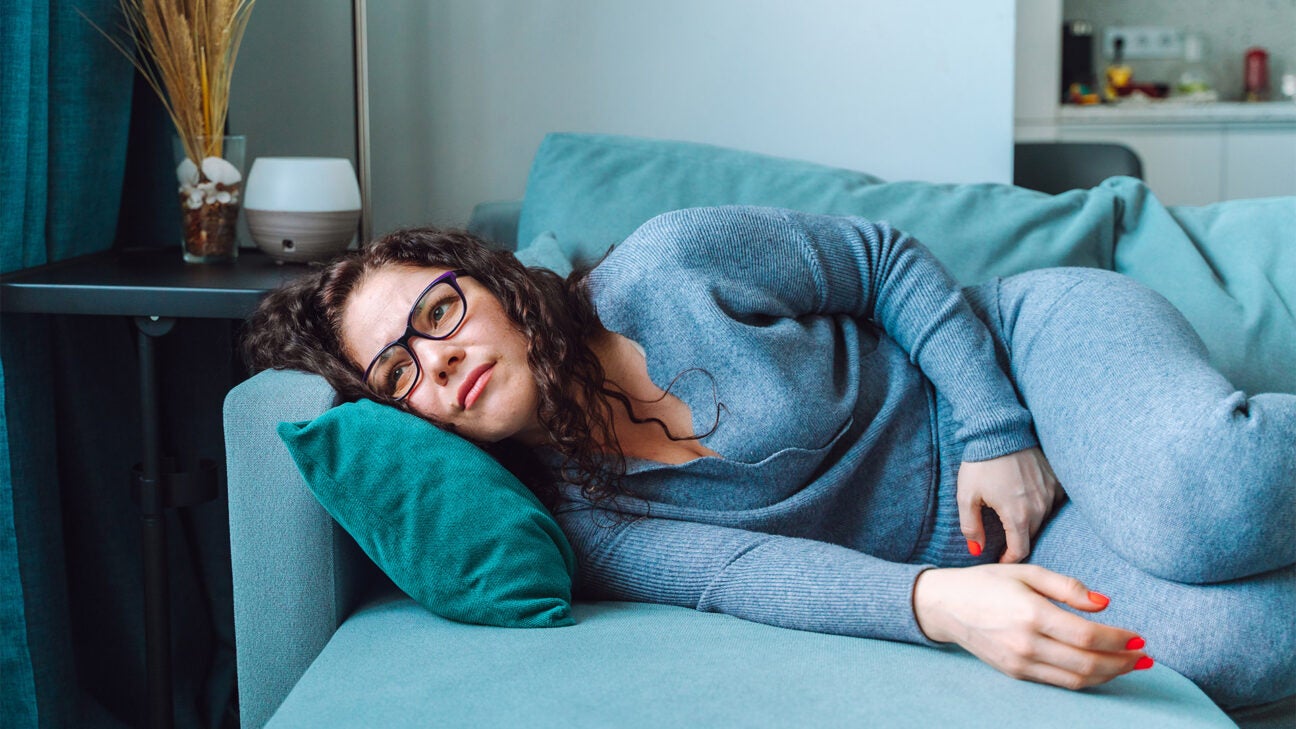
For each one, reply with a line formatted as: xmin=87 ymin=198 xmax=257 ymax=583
xmin=1245 ymin=47 xmax=1269 ymax=101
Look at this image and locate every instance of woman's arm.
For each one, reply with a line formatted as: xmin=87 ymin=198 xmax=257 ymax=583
xmin=556 ymin=506 xmax=937 ymax=646
xmin=609 ymin=206 xmax=1036 ymax=463
xmin=559 ymin=505 xmax=1151 ymax=691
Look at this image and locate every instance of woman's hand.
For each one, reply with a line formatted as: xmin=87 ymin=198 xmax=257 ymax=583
xmin=913 ymin=565 xmax=1151 ymax=690
xmin=957 ymin=447 xmax=1062 ymax=563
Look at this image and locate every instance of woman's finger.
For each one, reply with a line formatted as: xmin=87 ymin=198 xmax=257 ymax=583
xmin=1027 ymin=634 xmax=1147 ymax=681
xmin=998 ymin=506 xmax=1032 ymax=564
xmin=1016 ymin=565 xmax=1112 ymax=613
xmin=957 ymin=488 xmax=986 ymax=557
xmin=1015 ymin=656 xmax=1118 ymax=691
xmin=1038 ymin=604 xmax=1146 ymax=654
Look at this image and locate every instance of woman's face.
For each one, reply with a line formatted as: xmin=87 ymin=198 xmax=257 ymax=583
xmin=340 ymin=264 xmax=545 ymax=445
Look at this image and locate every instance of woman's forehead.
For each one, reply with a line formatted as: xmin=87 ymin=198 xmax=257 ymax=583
xmin=341 ymin=264 xmax=451 ymax=362
xmin=367 ymin=263 xmax=451 ymax=295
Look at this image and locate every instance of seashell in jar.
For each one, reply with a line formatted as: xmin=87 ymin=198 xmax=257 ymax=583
xmin=215 ymin=191 xmax=232 ymax=204
xmin=201 ymin=156 xmax=242 ymax=185
xmin=176 ymin=158 xmax=200 ymax=186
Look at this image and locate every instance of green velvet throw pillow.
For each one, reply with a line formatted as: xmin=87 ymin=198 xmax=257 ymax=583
xmin=277 ymin=399 xmax=577 ymax=628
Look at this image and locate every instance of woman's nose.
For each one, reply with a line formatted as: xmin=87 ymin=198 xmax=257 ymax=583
xmin=413 ymin=338 xmax=466 ymax=386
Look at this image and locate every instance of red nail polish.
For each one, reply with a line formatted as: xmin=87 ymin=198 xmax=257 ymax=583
xmin=1134 ymin=656 xmax=1154 ymax=670
xmin=1125 ymin=637 xmax=1145 ymax=651
xmin=1088 ymin=591 xmax=1110 ymax=608
xmin=966 ymin=539 xmax=982 ymax=556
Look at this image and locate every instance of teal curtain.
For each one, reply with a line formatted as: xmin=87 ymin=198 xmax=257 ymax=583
xmin=2 ymin=0 xmax=134 ymax=725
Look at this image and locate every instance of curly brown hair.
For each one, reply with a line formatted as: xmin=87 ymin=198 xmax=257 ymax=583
xmin=240 ymin=227 xmax=624 ymax=508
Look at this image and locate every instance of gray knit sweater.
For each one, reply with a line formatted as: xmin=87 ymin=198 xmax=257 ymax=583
xmin=552 ymin=206 xmax=1038 ymax=645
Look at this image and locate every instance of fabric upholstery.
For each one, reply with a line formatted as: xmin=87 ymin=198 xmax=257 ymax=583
xmin=1114 ymin=191 xmax=1296 ymax=397
xmin=266 ymin=598 xmax=1235 ymax=729
xmin=467 ymin=200 xmax=523 ymax=250
xmin=514 ymin=231 xmax=574 ymax=276
xmin=516 ymin=132 xmax=1117 ymax=279
xmin=225 ymin=370 xmax=352 ymax=729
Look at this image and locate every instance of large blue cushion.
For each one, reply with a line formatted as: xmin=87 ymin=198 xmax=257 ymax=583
xmin=516 ymin=132 xmax=1123 ymax=283
xmin=267 ymin=597 xmax=1234 ymax=728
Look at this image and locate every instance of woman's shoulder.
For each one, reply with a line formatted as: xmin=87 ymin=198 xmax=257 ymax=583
xmin=595 ymin=206 xmax=801 ymax=281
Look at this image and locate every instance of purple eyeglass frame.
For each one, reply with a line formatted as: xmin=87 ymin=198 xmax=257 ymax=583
xmin=362 ymin=269 xmax=471 ymax=400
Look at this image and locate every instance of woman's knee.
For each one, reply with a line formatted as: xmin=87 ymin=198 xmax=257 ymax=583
xmin=1103 ymin=437 xmax=1294 ymax=584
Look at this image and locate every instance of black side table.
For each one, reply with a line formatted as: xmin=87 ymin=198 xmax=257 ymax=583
xmin=1 ymin=247 xmax=310 ymax=729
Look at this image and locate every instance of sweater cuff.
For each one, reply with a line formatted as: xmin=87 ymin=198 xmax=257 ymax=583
xmin=958 ymin=425 xmax=1040 ymax=463
xmin=907 ymin=566 xmax=941 ymax=648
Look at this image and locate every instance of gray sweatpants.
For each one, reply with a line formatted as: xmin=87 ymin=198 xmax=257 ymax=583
xmin=970 ymin=267 xmax=1295 ymax=708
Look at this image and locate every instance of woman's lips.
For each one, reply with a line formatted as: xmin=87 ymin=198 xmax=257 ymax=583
xmin=459 ymin=363 xmax=495 ymax=409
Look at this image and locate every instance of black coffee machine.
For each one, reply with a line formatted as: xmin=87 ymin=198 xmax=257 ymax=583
xmin=1061 ymin=20 xmax=1096 ymax=101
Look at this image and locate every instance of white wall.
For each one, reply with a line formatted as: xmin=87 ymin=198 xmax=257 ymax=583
xmin=367 ymin=0 xmax=1018 ymax=231
xmin=1014 ymin=0 xmax=1063 ymax=140
xmin=236 ymin=0 xmax=1018 ymax=233
xmin=231 ymin=0 xmax=356 ymax=168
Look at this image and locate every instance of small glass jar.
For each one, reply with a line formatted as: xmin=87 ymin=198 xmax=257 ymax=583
xmin=172 ymin=135 xmax=246 ymax=263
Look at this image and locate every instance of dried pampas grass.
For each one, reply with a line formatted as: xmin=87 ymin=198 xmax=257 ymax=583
xmin=90 ymin=0 xmax=257 ymax=165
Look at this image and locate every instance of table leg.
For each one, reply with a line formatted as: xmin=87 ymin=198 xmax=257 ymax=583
xmin=134 ymin=315 xmax=175 ymax=729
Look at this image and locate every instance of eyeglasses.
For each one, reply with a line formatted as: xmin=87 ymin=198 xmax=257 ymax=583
xmin=362 ymin=269 xmax=471 ymax=400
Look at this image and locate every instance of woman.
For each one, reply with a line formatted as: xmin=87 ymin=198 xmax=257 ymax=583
xmin=243 ymin=206 xmax=1295 ymax=709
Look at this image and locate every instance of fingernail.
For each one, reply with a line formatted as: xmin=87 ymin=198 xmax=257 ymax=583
xmin=1134 ymin=656 xmax=1154 ymax=670
xmin=966 ymin=540 xmax=982 ymax=556
xmin=1125 ymin=637 xmax=1145 ymax=651
xmin=1088 ymin=591 xmax=1110 ymax=608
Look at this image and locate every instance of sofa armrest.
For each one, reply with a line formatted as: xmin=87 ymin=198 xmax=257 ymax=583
xmin=224 ymin=369 xmax=351 ymax=728
xmin=468 ymin=199 xmax=523 ymax=250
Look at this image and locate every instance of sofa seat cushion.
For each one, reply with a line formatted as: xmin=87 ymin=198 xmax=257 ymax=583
xmin=267 ymin=597 xmax=1234 ymax=729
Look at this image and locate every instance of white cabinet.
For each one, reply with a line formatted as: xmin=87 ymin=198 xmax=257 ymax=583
xmin=1052 ymin=120 xmax=1296 ymax=206
xmin=1224 ymin=129 xmax=1296 ymax=201
xmin=1057 ymin=126 xmax=1224 ymax=205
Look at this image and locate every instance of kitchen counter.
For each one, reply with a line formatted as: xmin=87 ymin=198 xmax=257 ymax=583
xmin=1059 ymin=101 xmax=1296 ymax=126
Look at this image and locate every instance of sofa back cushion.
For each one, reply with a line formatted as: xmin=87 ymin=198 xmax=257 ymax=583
xmin=516 ymin=132 xmax=1124 ymax=285
xmin=513 ymin=132 xmax=1294 ymax=394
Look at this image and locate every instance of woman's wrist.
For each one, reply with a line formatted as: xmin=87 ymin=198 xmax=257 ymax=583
xmin=912 ymin=568 xmax=956 ymax=644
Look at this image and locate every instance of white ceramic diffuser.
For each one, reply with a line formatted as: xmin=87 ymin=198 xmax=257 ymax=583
xmin=243 ymin=157 xmax=362 ymax=263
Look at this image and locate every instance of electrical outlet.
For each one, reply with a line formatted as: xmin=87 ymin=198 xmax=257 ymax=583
xmin=1103 ymin=26 xmax=1184 ymax=60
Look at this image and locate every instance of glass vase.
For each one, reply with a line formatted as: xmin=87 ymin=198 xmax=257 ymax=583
xmin=172 ymin=135 xmax=246 ymax=263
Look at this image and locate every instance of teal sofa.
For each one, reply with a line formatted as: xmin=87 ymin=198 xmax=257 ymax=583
xmin=224 ymin=134 xmax=1295 ymax=728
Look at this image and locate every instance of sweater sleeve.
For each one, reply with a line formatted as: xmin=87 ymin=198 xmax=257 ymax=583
xmin=556 ymin=505 xmax=938 ymax=646
xmin=613 ymin=206 xmax=1036 ymax=461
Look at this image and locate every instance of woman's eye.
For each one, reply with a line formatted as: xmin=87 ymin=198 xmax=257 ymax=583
xmin=387 ymin=364 xmax=412 ymax=393
xmin=385 ymin=365 xmax=403 ymax=390
xmin=421 ymin=293 xmax=461 ymax=334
